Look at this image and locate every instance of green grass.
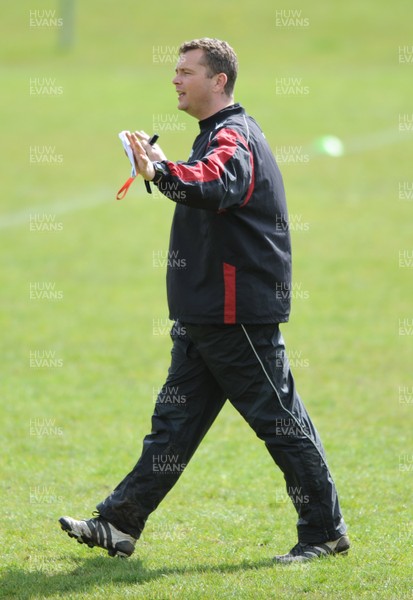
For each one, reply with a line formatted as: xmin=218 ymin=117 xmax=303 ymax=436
xmin=1 ymin=1 xmax=413 ymax=598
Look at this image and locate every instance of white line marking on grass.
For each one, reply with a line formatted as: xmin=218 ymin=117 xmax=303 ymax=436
xmin=343 ymin=128 xmax=410 ymax=154
xmin=309 ymin=127 xmax=412 ymax=158
xmin=0 ymin=187 xmax=115 ymax=230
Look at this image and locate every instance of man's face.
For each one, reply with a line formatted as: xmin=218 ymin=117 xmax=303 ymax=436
xmin=172 ymin=49 xmax=217 ymax=120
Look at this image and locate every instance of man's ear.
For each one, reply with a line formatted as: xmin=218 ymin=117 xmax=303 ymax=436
xmin=214 ymin=72 xmax=228 ymax=93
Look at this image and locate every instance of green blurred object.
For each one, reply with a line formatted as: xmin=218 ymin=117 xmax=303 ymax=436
xmin=58 ymin=0 xmax=75 ymax=50
xmin=313 ymin=135 xmax=345 ymax=157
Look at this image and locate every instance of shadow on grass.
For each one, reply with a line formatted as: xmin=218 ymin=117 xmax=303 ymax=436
xmin=1 ymin=554 xmax=276 ymax=599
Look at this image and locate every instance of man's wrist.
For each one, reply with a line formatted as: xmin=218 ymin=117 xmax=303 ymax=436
xmin=151 ymin=161 xmax=168 ymax=185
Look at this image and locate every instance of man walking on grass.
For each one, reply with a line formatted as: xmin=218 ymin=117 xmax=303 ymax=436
xmin=59 ymin=38 xmax=349 ymax=563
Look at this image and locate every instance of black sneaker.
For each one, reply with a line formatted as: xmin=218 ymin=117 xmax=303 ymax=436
xmin=274 ymin=535 xmax=350 ymax=564
xmin=59 ymin=515 xmax=137 ymax=557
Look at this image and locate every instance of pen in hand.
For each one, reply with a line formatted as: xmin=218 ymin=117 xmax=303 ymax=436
xmin=145 ymin=134 xmax=160 ymax=194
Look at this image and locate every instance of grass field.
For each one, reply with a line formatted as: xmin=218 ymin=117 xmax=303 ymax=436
xmin=1 ymin=1 xmax=413 ymax=598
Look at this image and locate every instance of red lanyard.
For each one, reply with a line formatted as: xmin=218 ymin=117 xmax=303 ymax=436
xmin=116 ymin=176 xmax=135 ymax=200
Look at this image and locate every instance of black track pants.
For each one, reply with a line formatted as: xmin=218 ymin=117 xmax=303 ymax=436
xmin=96 ymin=322 xmax=347 ymax=544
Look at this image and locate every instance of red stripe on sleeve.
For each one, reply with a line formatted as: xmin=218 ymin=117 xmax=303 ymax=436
xmin=223 ymin=262 xmax=236 ymax=324
xmin=166 ymin=128 xmax=252 ymax=186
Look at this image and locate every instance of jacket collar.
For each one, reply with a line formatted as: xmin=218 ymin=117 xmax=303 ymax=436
xmin=198 ymin=103 xmax=244 ymax=132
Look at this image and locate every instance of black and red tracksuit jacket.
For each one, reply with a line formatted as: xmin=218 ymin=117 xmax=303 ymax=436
xmin=154 ymin=103 xmax=292 ymax=325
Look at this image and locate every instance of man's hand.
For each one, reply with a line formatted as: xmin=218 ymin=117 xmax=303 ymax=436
xmin=134 ymin=131 xmax=167 ymax=162
xmin=126 ymin=132 xmax=157 ymax=181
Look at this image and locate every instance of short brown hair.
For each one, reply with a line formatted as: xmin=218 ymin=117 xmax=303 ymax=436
xmin=179 ymin=38 xmax=238 ymax=96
